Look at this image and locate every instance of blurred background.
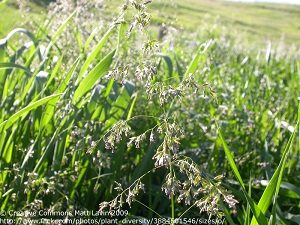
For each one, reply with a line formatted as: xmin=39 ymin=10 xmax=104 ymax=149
xmin=1 ymin=0 xmax=300 ymax=48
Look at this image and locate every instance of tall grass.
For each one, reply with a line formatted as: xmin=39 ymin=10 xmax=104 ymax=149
xmin=0 ymin=1 xmax=299 ymax=224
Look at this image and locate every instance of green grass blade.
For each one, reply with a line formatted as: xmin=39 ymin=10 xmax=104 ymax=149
xmin=244 ymin=176 xmax=252 ymax=225
xmin=70 ymin=160 xmax=89 ymax=200
xmin=183 ymin=39 xmax=212 ymax=79
xmin=41 ymin=58 xmax=80 ymax=128
xmin=57 ymin=57 xmax=80 ymax=93
xmin=175 ymin=55 xmax=184 ymax=81
xmin=218 ymin=129 xmax=245 ymax=187
xmin=156 ymin=53 xmax=173 ymax=78
xmin=77 ymin=26 xmax=115 ymax=82
xmin=0 ymin=28 xmax=38 ymax=47
xmin=0 ymin=93 xmax=62 ymax=131
xmin=104 ymin=81 xmax=135 ymax=129
xmin=1 ymin=128 xmax=15 ymax=163
xmin=126 ymin=93 xmax=137 ymax=120
xmin=104 ymin=79 xmax=115 ymax=98
xmin=44 ymin=11 xmax=76 ymax=55
xmin=250 ymin=116 xmax=299 ymax=225
xmin=72 ymin=49 xmax=116 ymax=105
xmin=0 ymin=62 xmax=31 ymax=74
xmin=118 ymin=21 xmax=128 ymax=47
xmin=50 ymin=11 xmax=76 ymax=46
xmin=44 ymin=54 xmax=64 ymax=89
xmin=218 ymin=128 xmax=268 ymax=225
xmin=84 ymin=28 xmax=98 ymax=53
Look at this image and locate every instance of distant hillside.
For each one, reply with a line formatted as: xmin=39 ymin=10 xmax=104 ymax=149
xmin=1 ymin=0 xmax=300 ymax=46
xmin=145 ymin=0 xmax=300 ymax=46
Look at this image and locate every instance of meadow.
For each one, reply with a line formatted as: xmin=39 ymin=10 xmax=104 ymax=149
xmin=0 ymin=0 xmax=299 ymax=224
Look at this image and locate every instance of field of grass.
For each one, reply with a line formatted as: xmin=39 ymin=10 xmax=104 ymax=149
xmin=2 ymin=0 xmax=300 ymax=46
xmin=147 ymin=0 xmax=300 ymax=46
xmin=0 ymin=0 xmax=299 ymax=224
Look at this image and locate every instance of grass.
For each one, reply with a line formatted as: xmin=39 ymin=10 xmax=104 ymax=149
xmin=106 ymin=0 xmax=300 ymax=46
xmin=0 ymin=0 xmax=299 ymax=224
xmin=1 ymin=0 xmax=300 ymax=46
xmin=0 ymin=1 xmax=45 ymax=38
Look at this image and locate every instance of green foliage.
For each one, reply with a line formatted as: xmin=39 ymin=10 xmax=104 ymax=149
xmin=0 ymin=1 xmax=299 ymax=224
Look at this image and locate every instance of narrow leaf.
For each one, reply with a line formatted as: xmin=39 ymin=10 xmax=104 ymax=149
xmin=250 ymin=118 xmax=299 ymax=225
xmin=72 ymin=49 xmax=115 ymax=105
xmin=183 ymin=39 xmax=212 ymax=79
xmin=0 ymin=94 xmax=62 ymax=131
xmin=218 ymin=128 xmax=268 ymax=225
xmin=77 ymin=26 xmax=115 ymax=81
